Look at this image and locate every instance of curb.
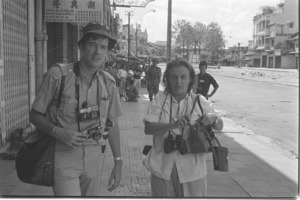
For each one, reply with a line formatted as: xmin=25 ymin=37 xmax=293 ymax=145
xmin=211 ymin=73 xmax=299 ymax=88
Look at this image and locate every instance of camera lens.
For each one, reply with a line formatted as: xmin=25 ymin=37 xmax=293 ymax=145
xmin=92 ymin=130 xmax=101 ymax=141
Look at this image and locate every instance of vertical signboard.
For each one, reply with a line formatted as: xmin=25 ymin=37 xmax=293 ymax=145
xmin=0 ymin=0 xmax=6 ymax=145
xmin=45 ymin=0 xmax=109 ymax=27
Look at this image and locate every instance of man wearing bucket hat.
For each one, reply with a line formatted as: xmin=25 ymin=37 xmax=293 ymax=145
xmin=145 ymin=58 xmax=161 ymax=101
xmin=30 ymin=23 xmax=123 ymax=196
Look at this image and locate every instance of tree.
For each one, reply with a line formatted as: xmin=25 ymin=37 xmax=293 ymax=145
xmin=204 ymin=22 xmax=225 ymax=64
xmin=172 ymin=19 xmax=194 ymax=61
xmin=192 ymin=22 xmax=206 ymax=61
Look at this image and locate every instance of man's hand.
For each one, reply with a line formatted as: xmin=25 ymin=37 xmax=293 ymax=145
xmin=52 ymin=127 xmax=89 ymax=148
xmin=108 ymin=161 xmax=122 ymax=191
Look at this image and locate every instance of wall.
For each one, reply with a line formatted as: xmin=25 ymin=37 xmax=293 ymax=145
xmin=0 ymin=0 xmax=30 ymax=145
xmin=281 ymin=54 xmax=296 ymax=68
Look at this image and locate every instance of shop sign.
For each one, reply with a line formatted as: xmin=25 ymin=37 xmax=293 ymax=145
xmin=45 ymin=0 xmax=106 ymax=25
xmin=114 ymin=0 xmax=154 ymax=7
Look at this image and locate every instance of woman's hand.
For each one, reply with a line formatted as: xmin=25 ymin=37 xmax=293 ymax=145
xmin=174 ymin=115 xmax=190 ymax=128
xmin=201 ymin=113 xmax=218 ymax=126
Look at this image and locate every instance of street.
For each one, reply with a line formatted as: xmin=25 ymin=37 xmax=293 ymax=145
xmin=211 ymin=74 xmax=298 ymax=158
xmin=158 ymin=63 xmax=298 ymax=158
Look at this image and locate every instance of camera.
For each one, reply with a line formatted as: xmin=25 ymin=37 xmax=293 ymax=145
xmin=164 ymin=134 xmax=188 ymax=155
xmin=79 ymin=105 xmax=99 ymax=122
xmin=86 ymin=125 xmax=103 ymax=141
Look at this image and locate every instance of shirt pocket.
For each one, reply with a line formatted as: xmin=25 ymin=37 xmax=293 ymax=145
xmin=59 ymin=96 xmax=77 ymax=123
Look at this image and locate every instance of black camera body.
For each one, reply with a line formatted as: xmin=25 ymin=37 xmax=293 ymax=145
xmin=164 ymin=134 xmax=188 ymax=155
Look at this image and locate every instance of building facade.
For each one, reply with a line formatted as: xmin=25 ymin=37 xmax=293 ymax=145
xmin=0 ymin=0 xmax=113 ymax=146
xmin=249 ymin=0 xmax=299 ymax=69
xmin=221 ymin=45 xmax=248 ymax=67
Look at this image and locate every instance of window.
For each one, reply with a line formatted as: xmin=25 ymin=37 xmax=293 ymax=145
xmin=289 ymin=22 xmax=294 ymax=28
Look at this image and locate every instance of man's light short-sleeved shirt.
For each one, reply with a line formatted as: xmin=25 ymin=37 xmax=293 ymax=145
xmin=32 ymin=62 xmax=122 ymax=146
xmin=117 ymin=69 xmax=127 ymax=78
xmin=143 ymin=91 xmax=217 ymax=183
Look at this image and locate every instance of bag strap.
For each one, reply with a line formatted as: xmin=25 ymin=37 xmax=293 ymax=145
xmin=190 ymin=95 xmax=203 ymax=115
xmin=55 ymin=64 xmax=67 ymax=109
xmin=159 ymin=93 xmax=168 ymax=121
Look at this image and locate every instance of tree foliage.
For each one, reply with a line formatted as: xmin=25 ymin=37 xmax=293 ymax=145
xmin=172 ymin=20 xmax=225 ymax=63
xmin=204 ymin=22 xmax=226 ymax=63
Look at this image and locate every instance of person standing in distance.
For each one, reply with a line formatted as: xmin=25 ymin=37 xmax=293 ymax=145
xmin=30 ymin=23 xmax=122 ymax=196
xmin=117 ymin=64 xmax=127 ymax=97
xmin=194 ymin=61 xmax=219 ymax=99
xmin=146 ymin=58 xmax=161 ymax=101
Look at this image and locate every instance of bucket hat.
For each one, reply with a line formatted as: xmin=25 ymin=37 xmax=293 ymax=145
xmin=78 ymin=23 xmax=117 ymax=50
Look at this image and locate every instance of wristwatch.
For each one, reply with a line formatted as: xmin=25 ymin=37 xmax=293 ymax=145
xmin=114 ymin=157 xmax=122 ymax=161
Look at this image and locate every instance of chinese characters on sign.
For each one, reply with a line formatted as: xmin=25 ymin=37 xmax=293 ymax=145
xmin=45 ymin=0 xmax=106 ymax=25
xmin=114 ymin=0 xmax=153 ymax=7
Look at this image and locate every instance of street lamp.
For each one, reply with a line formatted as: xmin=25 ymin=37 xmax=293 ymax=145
xmin=136 ymin=9 xmax=156 ymax=56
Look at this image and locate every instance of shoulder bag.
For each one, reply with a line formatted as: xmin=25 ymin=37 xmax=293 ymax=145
xmin=15 ymin=63 xmax=67 ymax=186
xmin=187 ymin=95 xmax=217 ymax=153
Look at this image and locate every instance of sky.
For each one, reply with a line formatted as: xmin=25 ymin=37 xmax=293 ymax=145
xmin=114 ymin=0 xmax=285 ymax=48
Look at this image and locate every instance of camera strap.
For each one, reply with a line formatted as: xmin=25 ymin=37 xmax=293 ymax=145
xmin=168 ymin=95 xmax=173 ymax=136
xmin=73 ymin=62 xmax=104 ymax=132
xmin=168 ymin=95 xmax=185 ymax=139
xmin=190 ymin=95 xmax=203 ymax=116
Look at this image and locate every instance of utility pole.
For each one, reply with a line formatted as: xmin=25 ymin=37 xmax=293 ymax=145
xmin=125 ymin=11 xmax=133 ymax=61
xmin=238 ymin=42 xmax=240 ymax=68
xmin=135 ymin=23 xmax=138 ymax=57
xmin=166 ymin=0 xmax=172 ymax=61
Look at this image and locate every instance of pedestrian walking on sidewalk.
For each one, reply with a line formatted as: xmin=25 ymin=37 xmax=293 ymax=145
xmin=117 ymin=64 xmax=127 ymax=97
xmin=133 ymin=64 xmax=143 ymax=97
xmin=145 ymin=58 xmax=161 ymax=101
xmin=29 ymin=23 xmax=123 ymax=196
xmin=143 ymin=58 xmax=223 ymax=197
xmin=194 ymin=61 xmax=219 ymax=99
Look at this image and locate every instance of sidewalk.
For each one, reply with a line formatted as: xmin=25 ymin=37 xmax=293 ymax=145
xmin=0 ymin=88 xmax=298 ymax=198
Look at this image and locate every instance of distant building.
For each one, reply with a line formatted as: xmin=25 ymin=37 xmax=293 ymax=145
xmin=248 ymin=0 xmax=299 ymax=69
xmin=136 ymin=28 xmax=148 ymax=57
xmin=221 ymin=45 xmax=248 ymax=66
xmin=153 ymin=41 xmax=167 ymax=58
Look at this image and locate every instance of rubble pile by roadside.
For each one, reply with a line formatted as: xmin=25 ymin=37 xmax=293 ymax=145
xmin=208 ymin=66 xmax=298 ymax=86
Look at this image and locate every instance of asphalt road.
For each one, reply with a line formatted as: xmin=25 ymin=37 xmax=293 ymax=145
xmin=211 ymin=75 xmax=298 ymax=158
xmin=157 ymin=63 xmax=298 ymax=158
